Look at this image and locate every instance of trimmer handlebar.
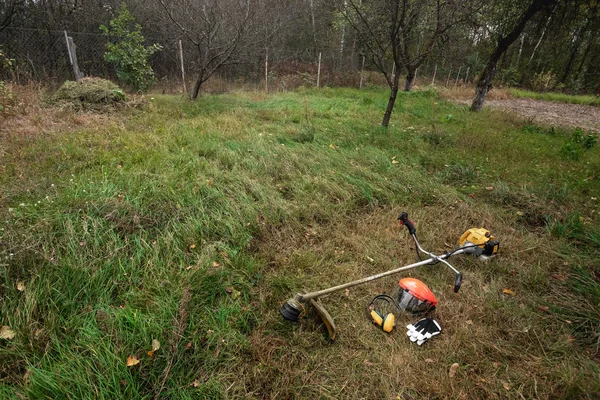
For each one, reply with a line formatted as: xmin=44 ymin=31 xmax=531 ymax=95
xmin=454 ymin=272 xmax=463 ymax=293
xmin=398 ymin=212 xmax=417 ymax=235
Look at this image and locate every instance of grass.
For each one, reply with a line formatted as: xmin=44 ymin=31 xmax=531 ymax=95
xmin=509 ymin=88 xmax=600 ymax=106
xmin=1 ymin=86 xmax=599 ymax=399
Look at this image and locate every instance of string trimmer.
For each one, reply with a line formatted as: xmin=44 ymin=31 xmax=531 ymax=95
xmin=279 ymin=212 xmax=499 ymax=340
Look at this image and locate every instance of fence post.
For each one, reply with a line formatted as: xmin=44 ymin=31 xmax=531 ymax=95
xmin=317 ymin=52 xmax=322 ymax=88
xmin=359 ymin=55 xmax=365 ymax=89
xmin=178 ymin=40 xmax=187 ymax=96
xmin=432 ymin=64 xmax=437 ymax=85
xmin=265 ymin=48 xmax=269 ymax=92
xmin=446 ymin=71 xmax=451 ymax=87
xmin=64 ymin=31 xmax=83 ymax=82
xmin=454 ymin=66 xmax=462 ymax=86
xmin=464 ymin=67 xmax=470 ymax=85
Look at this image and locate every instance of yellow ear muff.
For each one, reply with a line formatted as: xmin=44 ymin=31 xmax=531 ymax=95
xmin=382 ymin=313 xmax=395 ymax=333
xmin=370 ymin=310 xmax=384 ymax=327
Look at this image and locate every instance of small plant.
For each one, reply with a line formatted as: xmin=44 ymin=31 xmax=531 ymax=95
xmin=560 ymin=128 xmax=597 ymax=160
xmin=0 ymin=48 xmax=15 ymax=116
xmin=100 ymin=3 xmax=162 ymax=92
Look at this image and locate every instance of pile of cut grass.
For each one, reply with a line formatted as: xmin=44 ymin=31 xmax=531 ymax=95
xmin=50 ymin=77 xmax=126 ymax=109
xmin=1 ymin=86 xmax=599 ymax=399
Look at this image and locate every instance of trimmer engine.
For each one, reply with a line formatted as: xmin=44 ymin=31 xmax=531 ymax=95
xmin=458 ymin=228 xmax=500 ymax=260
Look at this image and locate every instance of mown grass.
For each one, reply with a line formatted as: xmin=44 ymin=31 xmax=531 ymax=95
xmin=1 ymin=86 xmax=599 ymax=399
xmin=509 ymin=88 xmax=600 ymax=106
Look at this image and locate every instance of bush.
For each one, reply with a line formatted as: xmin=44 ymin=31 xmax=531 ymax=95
xmin=51 ymin=77 xmax=126 ymax=109
xmin=560 ymin=128 xmax=597 ymax=160
xmin=100 ymin=3 xmax=162 ymax=92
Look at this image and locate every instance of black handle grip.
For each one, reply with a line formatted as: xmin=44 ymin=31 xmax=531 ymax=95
xmin=398 ymin=212 xmax=417 ymax=235
xmin=453 ymin=272 xmax=463 ymax=293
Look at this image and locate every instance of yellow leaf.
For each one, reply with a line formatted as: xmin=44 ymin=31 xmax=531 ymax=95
xmin=0 ymin=326 xmax=15 ymax=340
xmin=189 ymin=244 xmax=196 ymax=250
xmin=329 ymin=144 xmax=337 ymax=150
xmin=126 ymin=355 xmax=140 ymax=367
xmin=231 ymin=288 xmax=241 ymax=300
xmin=392 ymin=160 xmax=399 ymax=164
xmin=147 ymin=350 xmax=155 ymax=358
xmin=503 ymin=288 xmax=516 ymax=296
xmin=16 ymin=281 xmax=25 ymax=292
xmin=192 ymin=379 xmax=200 ymax=387
xmin=212 ymin=261 xmax=221 ymax=267
xmin=152 ymin=339 xmax=160 ymax=352
xmin=449 ymin=363 xmax=459 ymax=378
xmin=503 ymin=382 xmax=511 ymax=390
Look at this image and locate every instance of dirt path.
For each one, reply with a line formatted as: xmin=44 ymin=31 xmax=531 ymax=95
xmin=459 ymin=98 xmax=600 ymax=133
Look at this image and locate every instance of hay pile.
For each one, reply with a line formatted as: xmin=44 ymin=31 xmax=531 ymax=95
xmin=51 ymin=77 xmax=127 ymax=109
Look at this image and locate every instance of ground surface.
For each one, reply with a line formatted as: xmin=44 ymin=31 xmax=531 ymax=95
xmin=472 ymin=98 xmax=600 ymax=133
xmin=1 ymin=87 xmax=599 ymax=399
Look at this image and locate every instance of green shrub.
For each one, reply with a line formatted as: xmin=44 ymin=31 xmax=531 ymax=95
xmin=100 ymin=3 xmax=162 ymax=92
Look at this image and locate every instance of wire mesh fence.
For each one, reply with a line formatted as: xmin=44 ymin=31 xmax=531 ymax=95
xmin=0 ymin=25 xmax=478 ymax=93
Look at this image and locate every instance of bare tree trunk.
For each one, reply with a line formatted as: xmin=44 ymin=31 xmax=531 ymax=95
xmin=192 ymin=73 xmax=205 ymax=100
xmin=404 ymin=68 xmax=416 ymax=91
xmin=382 ymin=72 xmax=401 ymax=127
xmin=309 ymin=0 xmax=317 ymax=53
xmin=471 ymin=0 xmax=556 ymax=112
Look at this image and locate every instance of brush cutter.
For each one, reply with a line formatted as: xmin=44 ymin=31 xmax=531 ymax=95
xmin=279 ymin=212 xmax=500 ymax=341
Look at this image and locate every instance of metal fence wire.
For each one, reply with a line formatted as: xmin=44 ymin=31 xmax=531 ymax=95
xmin=1 ymin=26 xmax=482 ymax=91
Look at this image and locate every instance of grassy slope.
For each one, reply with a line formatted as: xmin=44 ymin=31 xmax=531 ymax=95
xmin=1 ymin=87 xmax=599 ymax=399
xmin=509 ymin=88 xmax=599 ymax=106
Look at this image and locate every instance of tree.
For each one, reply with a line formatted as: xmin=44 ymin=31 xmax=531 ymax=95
xmin=344 ymin=0 xmax=479 ymax=127
xmin=157 ymin=0 xmax=280 ymax=100
xmin=101 ymin=3 xmax=162 ymax=92
xmin=470 ymin=0 xmax=558 ymax=111
xmin=0 ymin=0 xmax=25 ymax=33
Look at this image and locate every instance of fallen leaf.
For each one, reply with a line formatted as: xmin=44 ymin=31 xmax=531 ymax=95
xmin=329 ymin=143 xmax=337 ymax=150
xmin=492 ymin=361 xmax=502 ymax=369
xmin=363 ymin=359 xmax=373 ymax=367
xmin=126 ymin=355 xmax=140 ymax=367
xmin=392 ymin=156 xmax=397 ymax=160
xmin=225 ymin=287 xmax=233 ymax=294
xmin=231 ymin=288 xmax=241 ymax=300
xmin=537 ymin=306 xmax=550 ymax=312
xmin=425 ymin=358 xmax=435 ymax=363
xmin=214 ymin=348 xmax=221 ymax=358
xmin=16 ymin=281 xmax=25 ymax=292
xmin=212 ymin=261 xmax=221 ymax=267
xmin=465 ymin=320 xmax=473 ymax=325
xmin=485 ymin=186 xmax=494 ymax=191
xmin=392 ymin=160 xmax=399 ymax=164
xmin=189 ymin=244 xmax=196 ymax=250
xmin=449 ymin=363 xmax=459 ymax=378
xmin=192 ymin=379 xmax=200 ymax=387
xmin=366 ymin=256 xmax=374 ymax=263
xmin=0 ymin=326 xmax=15 ymax=340
xmin=207 ymin=179 xmax=214 ymax=186
xmin=565 ymin=320 xmax=572 ymax=324
xmin=502 ymin=288 xmax=516 ymax=296
xmin=503 ymin=382 xmax=511 ymax=390
xmin=152 ymin=339 xmax=160 ymax=352
xmin=184 ymin=342 xmax=192 ymax=350
xmin=186 ymin=265 xmax=194 ymax=270
xmin=345 ymin=288 xmax=350 ymax=297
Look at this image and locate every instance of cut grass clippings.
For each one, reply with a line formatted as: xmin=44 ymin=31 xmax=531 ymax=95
xmin=1 ymin=86 xmax=599 ymax=399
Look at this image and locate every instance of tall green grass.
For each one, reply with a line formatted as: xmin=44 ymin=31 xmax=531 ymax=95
xmin=509 ymin=88 xmax=599 ymax=106
xmin=1 ymin=87 xmax=599 ymax=398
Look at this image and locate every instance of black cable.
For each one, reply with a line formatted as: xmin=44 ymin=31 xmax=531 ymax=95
xmin=444 ymin=244 xmax=481 ymax=258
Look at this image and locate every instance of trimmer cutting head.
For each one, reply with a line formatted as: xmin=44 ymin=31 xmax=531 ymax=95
xmin=280 ymin=297 xmax=303 ymax=322
xmin=280 ymin=295 xmax=337 ymax=341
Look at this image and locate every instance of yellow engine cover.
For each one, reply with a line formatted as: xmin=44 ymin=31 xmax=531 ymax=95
xmin=459 ymin=228 xmax=494 ymax=247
